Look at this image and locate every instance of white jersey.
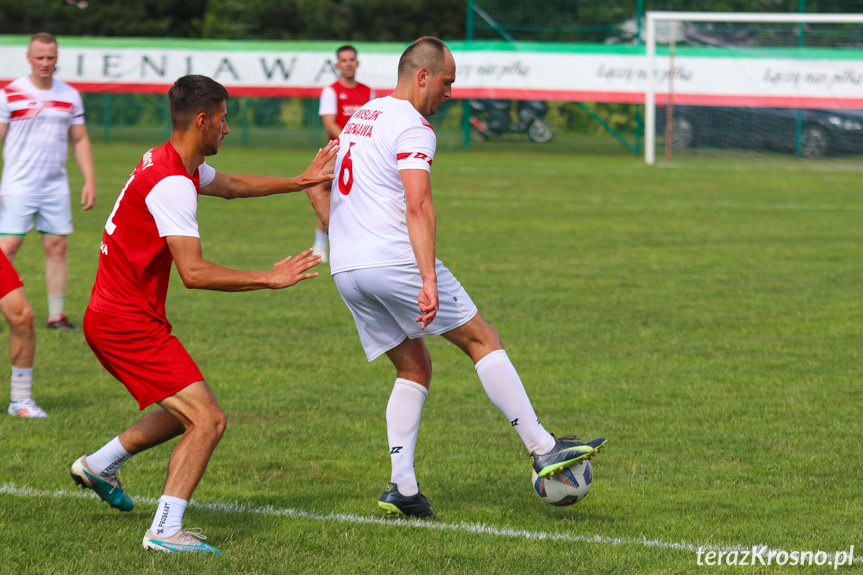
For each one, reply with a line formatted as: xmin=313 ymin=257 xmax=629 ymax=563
xmin=0 ymin=76 xmax=85 ymax=197
xmin=328 ymin=96 xmax=436 ymax=274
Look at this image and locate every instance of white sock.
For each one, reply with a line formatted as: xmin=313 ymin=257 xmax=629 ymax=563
xmin=10 ymin=366 xmax=33 ymax=402
xmin=87 ymin=436 xmax=132 ymax=476
xmin=150 ymin=495 xmax=188 ymax=538
xmin=313 ymin=229 xmax=328 ymax=250
xmin=47 ymin=295 xmax=65 ymax=321
xmin=475 ymin=350 xmax=555 ymax=455
xmin=386 ymin=378 xmax=427 ymax=497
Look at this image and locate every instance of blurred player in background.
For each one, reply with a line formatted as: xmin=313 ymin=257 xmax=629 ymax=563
xmin=69 ymin=75 xmax=337 ymax=554
xmin=0 ymin=33 xmax=97 ymax=331
xmin=308 ymin=37 xmax=607 ymax=520
xmin=312 ymin=45 xmax=375 ymax=262
xmin=1 ymin=248 xmax=42 ymax=418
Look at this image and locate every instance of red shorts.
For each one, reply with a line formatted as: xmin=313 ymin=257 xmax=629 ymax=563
xmin=83 ymin=308 xmax=204 ymax=410
xmin=0 ymin=249 xmax=24 ymax=300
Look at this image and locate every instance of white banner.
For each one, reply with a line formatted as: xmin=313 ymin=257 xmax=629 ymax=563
xmin=1 ymin=39 xmax=862 ymax=107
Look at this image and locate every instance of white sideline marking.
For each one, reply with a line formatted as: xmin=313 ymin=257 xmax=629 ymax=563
xmin=1 ymin=482 xmax=859 ymax=564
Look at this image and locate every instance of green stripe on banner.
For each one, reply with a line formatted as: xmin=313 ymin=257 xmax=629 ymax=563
xmin=2 ymin=35 xmax=862 ymax=60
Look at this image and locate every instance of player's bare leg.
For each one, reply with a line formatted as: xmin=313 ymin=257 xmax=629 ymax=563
xmin=1 ymin=287 xmax=35 ymax=370
xmin=42 ymin=233 xmax=75 ymax=330
xmin=387 ymin=335 xmax=432 ymax=387
xmin=2 ymin=286 xmax=43 ymax=418
xmin=137 ymin=380 xmax=225 ymax=553
xmin=0 ymin=235 xmax=25 ymax=262
xmin=441 ymin=313 xmax=502 ymax=363
xmin=156 ymin=380 xmax=226 ymax=501
xmin=118 ymin=408 xmax=186 ymax=453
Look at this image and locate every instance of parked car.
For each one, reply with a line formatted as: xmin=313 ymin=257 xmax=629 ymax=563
xmin=656 ymin=105 xmax=863 ymax=158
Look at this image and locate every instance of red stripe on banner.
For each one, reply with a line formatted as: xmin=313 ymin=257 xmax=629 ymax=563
xmin=655 ymin=93 xmax=863 ymax=109
xmin=451 ymin=88 xmax=647 ymax=103
xmin=4 ymin=78 xmax=863 ymax=108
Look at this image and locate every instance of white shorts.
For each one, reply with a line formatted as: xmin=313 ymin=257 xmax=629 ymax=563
xmin=0 ymin=194 xmax=74 ymax=235
xmin=333 ymin=260 xmax=478 ymax=361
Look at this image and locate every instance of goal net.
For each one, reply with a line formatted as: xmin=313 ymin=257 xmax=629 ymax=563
xmin=644 ymin=12 xmax=863 ymax=166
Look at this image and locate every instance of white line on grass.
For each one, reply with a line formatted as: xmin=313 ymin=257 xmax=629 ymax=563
xmin=1 ymin=482 xmax=859 ymax=564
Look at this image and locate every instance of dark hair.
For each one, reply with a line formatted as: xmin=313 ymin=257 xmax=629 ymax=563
xmin=29 ymin=32 xmax=57 ymax=48
xmin=168 ymin=75 xmax=229 ymax=130
xmin=336 ymin=45 xmax=357 ymax=58
xmin=398 ymin=37 xmax=448 ymax=79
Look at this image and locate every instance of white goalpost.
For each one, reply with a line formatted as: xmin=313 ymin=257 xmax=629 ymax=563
xmin=644 ymin=11 xmax=863 ymax=165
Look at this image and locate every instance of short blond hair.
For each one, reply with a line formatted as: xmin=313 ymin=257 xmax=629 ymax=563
xmin=28 ymin=32 xmax=57 ymax=50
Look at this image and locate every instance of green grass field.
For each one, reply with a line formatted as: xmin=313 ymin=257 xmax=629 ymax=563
xmin=2 ymin=139 xmax=863 ymax=574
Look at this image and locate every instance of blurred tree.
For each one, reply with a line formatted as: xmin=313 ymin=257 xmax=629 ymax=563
xmin=3 ymin=0 xmax=862 ymax=41
xmin=201 ymin=0 xmax=465 ymax=41
xmin=0 ymin=0 xmax=207 ymax=37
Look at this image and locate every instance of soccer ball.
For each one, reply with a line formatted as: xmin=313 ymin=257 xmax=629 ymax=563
xmin=531 ymin=460 xmax=592 ymax=506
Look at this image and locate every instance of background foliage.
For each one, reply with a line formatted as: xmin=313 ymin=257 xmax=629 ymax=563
xmin=3 ymin=0 xmax=863 ymax=41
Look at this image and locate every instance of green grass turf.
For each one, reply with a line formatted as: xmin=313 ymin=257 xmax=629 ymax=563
xmin=2 ymin=139 xmax=863 ymax=573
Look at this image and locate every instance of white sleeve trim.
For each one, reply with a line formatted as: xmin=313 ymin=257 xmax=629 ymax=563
xmin=198 ymin=161 xmax=216 ymax=188
xmin=319 ymin=86 xmax=337 ymax=116
xmin=145 ymin=176 xmax=200 ymax=238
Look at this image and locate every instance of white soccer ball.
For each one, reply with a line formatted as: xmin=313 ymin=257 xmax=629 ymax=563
xmin=531 ymin=460 xmax=593 ymax=506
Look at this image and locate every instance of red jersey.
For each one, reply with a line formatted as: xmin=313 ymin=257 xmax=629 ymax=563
xmin=88 ymin=141 xmax=213 ymax=327
xmin=319 ymin=81 xmax=375 ymax=136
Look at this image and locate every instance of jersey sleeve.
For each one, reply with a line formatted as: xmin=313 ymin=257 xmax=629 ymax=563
xmin=319 ymin=86 xmax=337 ymax=116
xmin=70 ymin=89 xmax=85 ymax=125
xmin=395 ymin=122 xmax=436 ymax=172
xmin=0 ymin=89 xmax=10 ymax=123
xmin=198 ymin=161 xmax=217 ymax=188
xmin=144 ymin=176 xmax=200 ymax=238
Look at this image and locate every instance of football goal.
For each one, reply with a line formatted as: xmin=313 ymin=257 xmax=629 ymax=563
xmin=644 ymin=11 xmax=863 ymax=165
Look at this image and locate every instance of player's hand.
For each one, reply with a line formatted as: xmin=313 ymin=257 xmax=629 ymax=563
xmin=416 ymin=280 xmax=439 ymax=330
xmin=81 ymin=182 xmax=96 ymax=211
xmin=299 ymin=140 xmax=339 ymax=188
xmin=268 ymin=248 xmax=322 ymax=289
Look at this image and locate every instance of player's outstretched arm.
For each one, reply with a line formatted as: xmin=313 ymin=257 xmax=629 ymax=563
xmin=200 ymin=140 xmax=338 ymax=200
xmin=167 ymin=235 xmax=321 ymax=291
